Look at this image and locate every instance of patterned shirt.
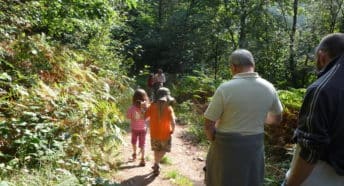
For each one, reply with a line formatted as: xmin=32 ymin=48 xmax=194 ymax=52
xmin=127 ymin=105 xmax=146 ymax=131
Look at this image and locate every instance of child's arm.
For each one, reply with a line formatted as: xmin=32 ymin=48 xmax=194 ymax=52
xmin=170 ymin=107 xmax=176 ymax=134
xmin=171 ymin=118 xmax=176 ymax=134
xmin=126 ymin=106 xmax=132 ymax=119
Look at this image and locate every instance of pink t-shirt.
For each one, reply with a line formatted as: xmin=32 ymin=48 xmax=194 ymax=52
xmin=127 ymin=105 xmax=146 ymax=131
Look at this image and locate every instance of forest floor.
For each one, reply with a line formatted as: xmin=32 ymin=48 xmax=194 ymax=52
xmin=112 ymin=124 xmax=207 ymax=186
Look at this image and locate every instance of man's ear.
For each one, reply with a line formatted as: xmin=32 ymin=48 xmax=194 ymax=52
xmin=230 ymin=64 xmax=236 ymax=74
xmin=316 ymin=50 xmax=326 ymax=70
xmin=319 ymin=50 xmax=331 ymax=67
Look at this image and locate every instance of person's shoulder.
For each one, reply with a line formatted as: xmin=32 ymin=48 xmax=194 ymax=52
xmin=167 ymin=105 xmax=174 ymax=110
xmin=256 ymin=77 xmax=273 ymax=85
xmin=148 ymin=102 xmax=156 ymax=108
xmin=256 ymin=77 xmax=276 ymax=89
xmin=215 ymin=80 xmax=235 ymax=93
xmin=218 ymin=79 xmax=244 ymax=89
xmin=305 ymin=81 xmax=327 ymax=96
xmin=127 ymin=105 xmax=135 ymax=112
xmin=218 ymin=80 xmax=233 ymax=87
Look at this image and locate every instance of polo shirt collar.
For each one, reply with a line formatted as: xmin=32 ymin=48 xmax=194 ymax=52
xmin=233 ymin=72 xmax=259 ymax=79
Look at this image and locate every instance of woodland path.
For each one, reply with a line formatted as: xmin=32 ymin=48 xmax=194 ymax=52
xmin=113 ymin=124 xmax=207 ymax=186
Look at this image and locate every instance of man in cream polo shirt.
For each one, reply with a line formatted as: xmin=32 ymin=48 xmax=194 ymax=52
xmin=204 ymin=49 xmax=283 ymax=186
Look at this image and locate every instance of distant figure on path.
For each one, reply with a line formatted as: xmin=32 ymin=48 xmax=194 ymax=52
xmin=126 ymin=89 xmax=149 ymax=167
xmin=147 ymin=73 xmax=155 ymax=100
xmin=283 ymin=33 xmax=344 ymax=186
xmin=204 ymin=49 xmax=283 ymax=186
xmin=145 ymin=87 xmax=176 ymax=176
xmin=153 ymin=69 xmax=166 ymax=99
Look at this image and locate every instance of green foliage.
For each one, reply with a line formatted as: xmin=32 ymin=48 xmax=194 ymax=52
xmin=0 ymin=163 xmax=81 ymax=186
xmin=125 ymin=0 xmax=330 ymax=88
xmin=175 ymin=100 xmax=207 ymax=144
xmin=171 ymin=70 xmax=219 ymax=104
xmin=30 ymin=0 xmax=117 ymax=48
xmin=0 ymin=0 xmax=134 ymax=184
xmin=278 ymin=88 xmax=306 ymax=111
xmin=0 ymin=118 xmax=63 ymax=170
xmin=264 ymin=88 xmax=306 ymax=184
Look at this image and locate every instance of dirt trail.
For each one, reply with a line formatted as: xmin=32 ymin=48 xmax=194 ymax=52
xmin=113 ymin=124 xmax=207 ymax=186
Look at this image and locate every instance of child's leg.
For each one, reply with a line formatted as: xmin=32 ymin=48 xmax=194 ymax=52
xmin=132 ymin=145 xmax=137 ymax=155
xmin=139 ymin=147 xmax=145 ymax=166
xmin=152 ymin=150 xmax=165 ymax=174
xmin=138 ymin=130 xmax=146 ymax=159
xmin=140 ymin=148 xmax=145 ymax=160
xmin=138 ymin=130 xmax=146 ymax=166
xmin=154 ymin=150 xmax=166 ymax=164
xmin=131 ymin=130 xmax=138 ymax=159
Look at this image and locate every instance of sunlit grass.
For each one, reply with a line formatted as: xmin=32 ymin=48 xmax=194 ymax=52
xmin=0 ymin=165 xmax=81 ymax=186
xmin=160 ymin=156 xmax=172 ymax=165
xmin=164 ymin=170 xmax=193 ymax=186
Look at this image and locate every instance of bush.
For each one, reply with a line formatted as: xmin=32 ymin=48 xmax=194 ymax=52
xmin=264 ymin=88 xmax=306 ymax=185
xmin=171 ymin=71 xmax=220 ymax=104
xmin=175 ymin=100 xmax=207 ymax=144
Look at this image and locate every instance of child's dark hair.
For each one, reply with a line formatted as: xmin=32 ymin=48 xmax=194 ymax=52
xmin=133 ymin=88 xmax=148 ymax=107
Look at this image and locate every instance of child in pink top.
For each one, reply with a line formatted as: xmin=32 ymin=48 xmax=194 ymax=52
xmin=126 ymin=88 xmax=149 ymax=166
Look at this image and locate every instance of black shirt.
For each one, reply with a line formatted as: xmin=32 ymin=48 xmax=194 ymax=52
xmin=294 ymin=55 xmax=344 ymax=175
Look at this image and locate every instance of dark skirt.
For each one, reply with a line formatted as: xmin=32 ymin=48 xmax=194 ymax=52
xmin=206 ymin=132 xmax=264 ymax=186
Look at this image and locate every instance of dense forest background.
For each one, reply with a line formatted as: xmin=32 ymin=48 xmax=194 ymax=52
xmin=0 ymin=0 xmax=343 ymax=185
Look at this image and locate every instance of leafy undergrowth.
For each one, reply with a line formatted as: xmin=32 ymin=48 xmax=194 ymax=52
xmin=264 ymin=88 xmax=305 ymax=185
xmin=0 ymin=1 xmax=134 ymax=184
xmin=0 ymin=38 xmax=133 ymax=184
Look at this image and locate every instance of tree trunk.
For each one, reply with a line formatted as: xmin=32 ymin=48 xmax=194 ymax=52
xmin=288 ymin=0 xmax=298 ymax=86
xmin=238 ymin=4 xmax=248 ymax=48
xmin=158 ymin=0 xmax=163 ymax=28
xmin=329 ymin=0 xmax=343 ymax=33
xmin=214 ymin=39 xmax=219 ymax=80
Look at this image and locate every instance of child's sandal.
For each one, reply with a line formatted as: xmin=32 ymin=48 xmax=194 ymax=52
xmin=139 ymin=159 xmax=146 ymax=166
xmin=152 ymin=164 xmax=160 ymax=175
xmin=131 ymin=153 xmax=136 ymax=160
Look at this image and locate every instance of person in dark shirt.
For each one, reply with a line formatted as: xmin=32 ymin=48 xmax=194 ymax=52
xmin=284 ymin=33 xmax=344 ymax=185
xmin=147 ymin=73 xmax=155 ymax=100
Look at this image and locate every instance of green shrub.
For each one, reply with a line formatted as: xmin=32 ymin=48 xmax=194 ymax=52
xmin=278 ymin=88 xmax=306 ymax=111
xmin=171 ymin=70 xmax=220 ymax=104
xmin=175 ymin=100 xmax=207 ymax=144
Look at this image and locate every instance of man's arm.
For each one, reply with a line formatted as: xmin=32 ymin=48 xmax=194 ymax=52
xmin=286 ymin=154 xmax=315 ymax=186
xmin=204 ymin=118 xmax=216 ymax=141
xmin=265 ymin=112 xmax=282 ymax=125
xmin=286 ymin=88 xmax=330 ymax=185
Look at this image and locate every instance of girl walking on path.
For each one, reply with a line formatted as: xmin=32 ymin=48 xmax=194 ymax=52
xmin=145 ymin=87 xmax=176 ymax=175
xmin=126 ymin=89 xmax=150 ymax=166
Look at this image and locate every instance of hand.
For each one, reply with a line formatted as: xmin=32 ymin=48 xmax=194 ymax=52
xmin=142 ymin=101 xmax=150 ymax=109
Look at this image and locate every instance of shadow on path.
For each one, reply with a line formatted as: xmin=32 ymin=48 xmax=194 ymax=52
xmin=118 ymin=164 xmax=140 ymax=170
xmin=120 ymin=172 xmax=157 ymax=186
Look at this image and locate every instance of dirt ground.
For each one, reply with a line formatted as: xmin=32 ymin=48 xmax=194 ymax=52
xmin=113 ymin=124 xmax=207 ymax=186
